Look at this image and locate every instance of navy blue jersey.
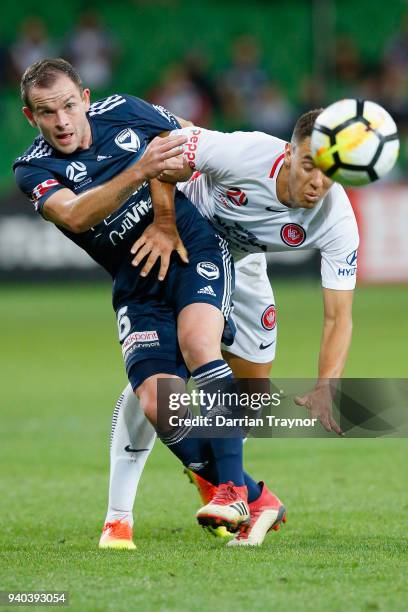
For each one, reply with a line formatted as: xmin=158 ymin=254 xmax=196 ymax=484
xmin=13 ymin=93 xmax=236 ymax=387
xmin=13 ymin=95 xmax=196 ymax=283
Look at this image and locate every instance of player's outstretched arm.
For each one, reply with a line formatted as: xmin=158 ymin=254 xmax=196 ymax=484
xmin=42 ymin=134 xmax=187 ymax=233
xmin=294 ymin=288 xmax=354 ymax=436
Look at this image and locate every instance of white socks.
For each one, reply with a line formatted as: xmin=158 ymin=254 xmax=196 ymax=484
xmin=104 ymin=384 xmax=156 ymax=526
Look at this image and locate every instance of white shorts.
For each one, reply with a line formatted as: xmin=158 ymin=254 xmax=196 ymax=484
xmin=222 ymin=253 xmax=277 ymax=363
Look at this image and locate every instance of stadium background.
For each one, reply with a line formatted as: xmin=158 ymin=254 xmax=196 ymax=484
xmin=1 ymin=0 xmax=408 ymax=282
xmin=1 ymin=1 xmax=407 ymax=610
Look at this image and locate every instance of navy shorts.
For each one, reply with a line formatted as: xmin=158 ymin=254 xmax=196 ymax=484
xmin=115 ymin=213 xmax=235 ymax=390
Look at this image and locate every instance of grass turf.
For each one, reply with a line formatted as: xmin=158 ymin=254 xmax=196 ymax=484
xmin=0 ymin=282 xmax=407 ymax=611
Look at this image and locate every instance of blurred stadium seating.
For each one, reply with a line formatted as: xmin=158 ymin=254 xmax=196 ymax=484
xmin=1 ymin=0 xmax=407 ymax=282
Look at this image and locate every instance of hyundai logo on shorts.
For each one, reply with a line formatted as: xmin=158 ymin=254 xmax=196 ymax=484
xmin=346 ymin=250 xmax=358 ymax=266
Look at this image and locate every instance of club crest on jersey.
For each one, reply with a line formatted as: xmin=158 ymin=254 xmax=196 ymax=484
xmin=226 ymin=187 xmax=248 ymax=207
xmin=66 ymin=161 xmax=87 ymax=183
xmin=261 ymin=305 xmax=276 ymax=331
xmin=346 ymin=249 xmax=358 ymax=266
xmin=196 ymin=261 xmax=220 ymax=280
xmin=280 ymin=223 xmax=306 ymax=247
xmin=114 ymin=128 xmax=141 ymax=153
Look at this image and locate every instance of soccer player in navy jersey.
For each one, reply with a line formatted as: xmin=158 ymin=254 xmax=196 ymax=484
xmin=13 ymin=58 xmax=276 ymax=547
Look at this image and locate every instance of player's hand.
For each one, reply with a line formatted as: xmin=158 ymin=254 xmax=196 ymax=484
xmin=294 ymin=384 xmax=344 ymax=436
xmin=138 ymin=135 xmax=187 ymax=180
xmin=130 ymin=222 xmax=189 ymax=280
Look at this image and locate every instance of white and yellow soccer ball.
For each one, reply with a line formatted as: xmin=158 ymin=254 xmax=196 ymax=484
xmin=311 ymin=99 xmax=399 ymax=186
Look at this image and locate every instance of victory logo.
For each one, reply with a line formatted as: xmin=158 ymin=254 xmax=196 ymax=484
xmin=115 ymin=128 xmax=141 ymax=153
xmin=196 ymin=261 xmax=220 ymax=280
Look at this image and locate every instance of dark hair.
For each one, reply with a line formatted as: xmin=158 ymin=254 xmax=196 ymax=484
xmin=291 ymin=108 xmax=324 ymax=144
xmin=21 ymin=58 xmax=83 ymax=109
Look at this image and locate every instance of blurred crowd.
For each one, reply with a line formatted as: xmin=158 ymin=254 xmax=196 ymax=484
xmin=1 ymin=11 xmax=120 ymax=91
xmin=2 ymin=12 xmax=407 ymax=175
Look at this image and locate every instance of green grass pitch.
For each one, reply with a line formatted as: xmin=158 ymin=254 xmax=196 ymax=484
xmin=0 ymin=281 xmax=407 ymax=611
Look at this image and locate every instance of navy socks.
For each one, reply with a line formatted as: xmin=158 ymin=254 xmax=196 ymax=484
xmin=192 ymin=360 xmax=245 ymax=486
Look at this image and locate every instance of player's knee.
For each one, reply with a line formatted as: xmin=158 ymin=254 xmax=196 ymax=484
xmin=139 ymin=397 xmax=157 ymax=424
xmin=135 ymin=383 xmax=158 ymax=425
xmin=178 ymin=331 xmax=221 ymax=371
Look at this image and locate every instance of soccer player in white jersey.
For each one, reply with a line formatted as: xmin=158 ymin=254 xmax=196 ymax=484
xmin=102 ymin=110 xmax=359 ymax=547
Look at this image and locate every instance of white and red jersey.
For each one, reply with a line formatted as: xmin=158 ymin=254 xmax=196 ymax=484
xmin=175 ymin=127 xmax=359 ymax=290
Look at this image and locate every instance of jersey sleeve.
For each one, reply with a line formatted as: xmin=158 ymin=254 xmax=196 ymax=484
xmin=121 ymin=95 xmax=181 ymax=137
xmin=14 ymin=164 xmax=65 ymax=216
xmin=173 ymin=126 xmax=273 ymax=183
xmin=320 ymin=190 xmax=359 ymax=290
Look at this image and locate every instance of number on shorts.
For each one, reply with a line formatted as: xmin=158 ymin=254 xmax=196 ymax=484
xmin=117 ymin=306 xmax=131 ymax=341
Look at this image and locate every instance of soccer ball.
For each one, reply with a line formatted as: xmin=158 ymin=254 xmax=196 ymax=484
xmin=311 ymin=99 xmax=399 ymax=186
